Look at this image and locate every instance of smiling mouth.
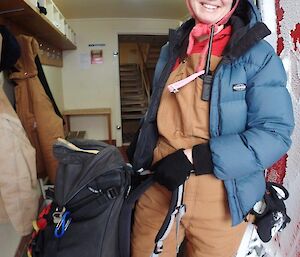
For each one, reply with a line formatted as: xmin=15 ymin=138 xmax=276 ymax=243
xmin=200 ymin=3 xmax=219 ymax=10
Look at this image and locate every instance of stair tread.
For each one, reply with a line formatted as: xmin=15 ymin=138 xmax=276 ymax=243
xmin=122 ymin=103 xmax=147 ymax=108
xmin=122 ymin=102 xmax=147 ymax=107
xmin=121 ymin=94 xmax=145 ymax=99
xmin=121 ymin=76 xmax=140 ymax=81
xmin=121 ymin=88 xmax=143 ymax=92
xmin=122 ymin=114 xmax=145 ymax=120
xmin=120 ymin=85 xmax=141 ymax=89
xmin=120 ymin=70 xmax=139 ymax=74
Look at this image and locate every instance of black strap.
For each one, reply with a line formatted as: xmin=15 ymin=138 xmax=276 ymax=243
xmin=68 ymin=186 xmax=121 ymax=213
xmin=45 ymin=185 xmax=121 ymax=216
xmin=119 ymin=176 xmax=185 ymax=257
xmin=35 ymin=55 xmax=64 ymax=122
xmin=119 ymin=176 xmax=155 ymax=257
xmin=153 ymin=185 xmax=185 ymax=256
xmin=154 ymin=186 xmax=180 ymax=243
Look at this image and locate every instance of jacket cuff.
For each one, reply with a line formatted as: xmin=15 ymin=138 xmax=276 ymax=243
xmin=192 ymin=143 xmax=213 ymax=175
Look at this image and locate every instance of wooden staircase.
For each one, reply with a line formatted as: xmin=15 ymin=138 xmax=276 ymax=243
xmin=120 ymin=64 xmax=148 ymax=120
xmin=146 ymin=45 xmax=161 ymax=69
xmin=145 ymin=45 xmax=161 ymax=89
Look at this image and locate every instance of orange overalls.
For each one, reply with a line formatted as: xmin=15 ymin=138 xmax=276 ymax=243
xmin=131 ymin=30 xmax=247 ymax=257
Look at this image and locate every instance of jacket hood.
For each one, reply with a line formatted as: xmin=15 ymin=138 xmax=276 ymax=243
xmin=234 ymin=0 xmax=262 ymax=27
xmin=9 ymin=35 xmax=39 ymax=80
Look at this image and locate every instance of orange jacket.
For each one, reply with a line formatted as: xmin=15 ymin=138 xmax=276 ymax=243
xmin=10 ymin=35 xmax=64 ymax=183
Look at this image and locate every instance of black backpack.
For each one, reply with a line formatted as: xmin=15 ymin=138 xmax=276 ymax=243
xmin=28 ymin=139 xmax=185 ymax=257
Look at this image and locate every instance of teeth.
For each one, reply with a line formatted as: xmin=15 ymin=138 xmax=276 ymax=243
xmin=202 ymin=3 xmax=218 ymax=9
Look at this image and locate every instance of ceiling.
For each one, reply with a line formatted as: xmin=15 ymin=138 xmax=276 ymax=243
xmin=53 ymin=0 xmax=189 ymax=20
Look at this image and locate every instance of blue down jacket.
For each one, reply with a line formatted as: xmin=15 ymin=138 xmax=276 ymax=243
xmin=130 ymin=0 xmax=294 ymax=226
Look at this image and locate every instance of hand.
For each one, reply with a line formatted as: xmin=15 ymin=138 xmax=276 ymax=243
xmin=151 ymin=149 xmax=193 ymax=191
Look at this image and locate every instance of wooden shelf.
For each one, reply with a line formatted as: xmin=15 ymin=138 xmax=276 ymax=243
xmin=63 ymin=108 xmax=111 ymax=116
xmin=0 ymin=0 xmax=76 ymax=50
xmin=63 ymin=108 xmax=112 ymax=144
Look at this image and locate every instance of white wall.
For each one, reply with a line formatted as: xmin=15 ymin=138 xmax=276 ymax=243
xmin=258 ymin=0 xmax=277 ymax=48
xmin=43 ymin=65 xmax=64 ymax=111
xmin=62 ymin=18 xmax=180 ymax=146
xmin=260 ymin=1 xmax=300 ymax=257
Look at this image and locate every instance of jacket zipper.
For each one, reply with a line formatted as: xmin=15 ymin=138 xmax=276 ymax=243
xmin=210 ymin=58 xmax=226 ymax=136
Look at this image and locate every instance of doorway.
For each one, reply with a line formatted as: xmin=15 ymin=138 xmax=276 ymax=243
xmin=118 ymin=34 xmax=168 ymax=145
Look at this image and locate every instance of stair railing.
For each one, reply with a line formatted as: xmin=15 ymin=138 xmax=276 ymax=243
xmin=137 ymin=43 xmax=151 ymax=104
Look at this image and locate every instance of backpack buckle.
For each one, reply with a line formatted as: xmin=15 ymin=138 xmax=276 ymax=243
xmin=52 ymin=207 xmax=66 ymax=224
xmin=106 ymin=187 xmax=119 ymax=199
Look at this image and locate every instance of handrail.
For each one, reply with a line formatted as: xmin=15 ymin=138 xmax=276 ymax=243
xmin=137 ymin=43 xmax=151 ymax=104
xmin=139 ymin=65 xmax=149 ymax=105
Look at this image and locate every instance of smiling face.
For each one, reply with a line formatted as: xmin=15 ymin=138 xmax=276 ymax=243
xmin=187 ymin=0 xmax=234 ymax=24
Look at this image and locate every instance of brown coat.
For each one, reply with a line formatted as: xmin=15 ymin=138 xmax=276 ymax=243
xmin=9 ymin=35 xmax=64 ymax=183
xmin=0 ymin=71 xmax=39 ymax=235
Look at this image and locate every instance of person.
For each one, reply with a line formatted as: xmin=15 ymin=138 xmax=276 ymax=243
xmin=127 ymin=0 xmax=294 ymax=256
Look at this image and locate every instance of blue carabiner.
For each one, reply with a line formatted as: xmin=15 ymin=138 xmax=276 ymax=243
xmin=54 ymin=211 xmax=72 ymax=238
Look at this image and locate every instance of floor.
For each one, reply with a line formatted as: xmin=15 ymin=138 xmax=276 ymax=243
xmin=0 ymin=223 xmax=21 ymax=257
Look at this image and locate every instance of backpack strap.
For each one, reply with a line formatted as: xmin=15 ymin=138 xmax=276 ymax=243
xmin=119 ymin=176 xmax=155 ymax=257
xmin=151 ymin=184 xmax=185 ymax=257
xmin=119 ymin=176 xmax=186 ymax=257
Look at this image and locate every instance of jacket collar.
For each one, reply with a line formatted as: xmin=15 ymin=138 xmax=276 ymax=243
xmin=223 ymin=17 xmax=271 ymax=59
xmin=168 ymin=18 xmax=195 ymax=56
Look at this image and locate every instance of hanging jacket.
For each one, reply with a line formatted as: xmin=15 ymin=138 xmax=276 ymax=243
xmin=9 ymin=35 xmax=65 ymax=183
xmin=0 ymin=72 xmax=39 ymax=235
xmin=35 ymin=55 xmax=64 ymax=121
xmin=128 ymin=0 xmax=294 ymax=226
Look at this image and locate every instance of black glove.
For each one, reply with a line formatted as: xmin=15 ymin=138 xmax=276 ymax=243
xmin=251 ymin=182 xmax=291 ymax=242
xmin=192 ymin=143 xmax=213 ymax=175
xmin=151 ymin=149 xmax=193 ymax=191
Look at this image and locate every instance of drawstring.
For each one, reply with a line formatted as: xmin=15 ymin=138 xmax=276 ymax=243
xmin=167 ymin=25 xmax=215 ymax=94
xmin=167 ymin=70 xmax=205 ymax=93
xmin=167 ymin=0 xmax=240 ymax=94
